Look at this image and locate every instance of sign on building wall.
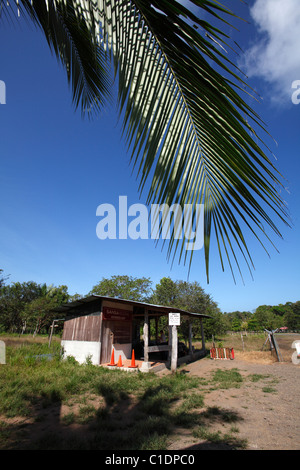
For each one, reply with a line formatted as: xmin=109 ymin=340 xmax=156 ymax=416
xmin=102 ymin=306 xmax=132 ymax=322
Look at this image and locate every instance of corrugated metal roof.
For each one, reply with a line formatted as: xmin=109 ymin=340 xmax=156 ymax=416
xmin=53 ymin=294 xmax=211 ymax=319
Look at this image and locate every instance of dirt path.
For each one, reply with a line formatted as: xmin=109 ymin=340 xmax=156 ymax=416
xmin=165 ymin=355 xmax=300 ymax=450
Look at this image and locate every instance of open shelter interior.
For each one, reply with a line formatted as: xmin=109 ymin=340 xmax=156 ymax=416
xmin=55 ymin=295 xmax=210 ymax=372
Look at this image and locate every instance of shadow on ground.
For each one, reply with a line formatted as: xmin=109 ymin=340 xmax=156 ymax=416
xmin=0 ymin=379 xmax=246 ymax=450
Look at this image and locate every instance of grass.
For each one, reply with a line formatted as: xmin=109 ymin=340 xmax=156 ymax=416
xmin=0 ymin=337 xmax=204 ymax=449
xmin=192 ymin=425 xmax=248 ymax=449
xmin=212 ymin=368 xmax=243 ymax=389
xmin=262 ymin=386 xmax=277 ymax=394
xmin=0 ymin=333 xmax=274 ymax=450
xmin=249 ymin=373 xmax=270 ymax=382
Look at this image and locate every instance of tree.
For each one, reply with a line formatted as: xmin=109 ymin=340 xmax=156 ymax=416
xmin=2 ymin=0 xmax=290 ymax=281
xmin=0 ymin=269 xmax=9 ymax=288
xmin=223 ymin=310 xmax=252 ymax=331
xmin=291 ymin=301 xmax=300 ymax=317
xmin=231 ymin=318 xmax=242 ymax=332
xmin=21 ymin=296 xmax=58 ymax=336
xmin=0 ymin=281 xmax=70 ymax=333
xmin=253 ymin=305 xmax=284 ymax=331
xmin=152 ymin=277 xmax=221 ymax=340
xmin=247 ymin=316 xmax=259 ymax=332
xmin=150 ymin=277 xmax=178 ymax=306
xmin=283 ymin=302 xmax=300 ymax=331
xmin=0 ymin=281 xmax=44 ymax=332
xmin=90 ymin=275 xmax=152 ymax=301
xmin=284 ymin=309 xmax=299 ymax=331
xmin=172 ymin=280 xmax=211 ymax=315
xmin=45 ymin=284 xmax=70 ymax=305
xmin=152 ymin=277 xmax=211 ymax=312
xmin=203 ymin=308 xmax=227 ymax=339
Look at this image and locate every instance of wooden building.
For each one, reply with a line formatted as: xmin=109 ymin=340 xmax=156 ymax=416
xmin=55 ymin=295 xmax=210 ymax=371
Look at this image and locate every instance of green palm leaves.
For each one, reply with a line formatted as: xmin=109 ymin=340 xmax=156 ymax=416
xmin=3 ymin=0 xmax=290 ymax=281
xmin=9 ymin=0 xmax=111 ymax=114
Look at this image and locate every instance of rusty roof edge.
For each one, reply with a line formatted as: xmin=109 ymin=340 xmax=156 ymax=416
xmin=53 ymin=294 xmax=211 ymax=319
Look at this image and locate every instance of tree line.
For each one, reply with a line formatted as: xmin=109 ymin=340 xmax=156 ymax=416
xmin=223 ymin=302 xmax=300 ymax=333
xmin=0 ymin=269 xmax=299 ymax=337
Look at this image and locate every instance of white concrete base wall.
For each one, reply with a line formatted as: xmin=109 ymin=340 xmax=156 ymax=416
xmin=62 ymin=340 xmax=101 ymax=365
xmin=61 ymin=340 xmax=132 ymax=365
xmin=112 ymin=343 xmax=131 ymax=361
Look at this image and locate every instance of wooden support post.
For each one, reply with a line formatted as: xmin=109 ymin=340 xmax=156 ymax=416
xmin=155 ymin=317 xmax=159 ymax=343
xmin=201 ymin=319 xmax=205 ymax=352
xmin=49 ymin=321 xmax=55 ymax=348
xmin=188 ymin=321 xmax=193 ymax=357
xmin=141 ymin=308 xmax=150 ymax=372
xmin=168 ymin=325 xmax=172 ymax=365
xmin=144 ymin=308 xmax=149 ymax=363
xmin=171 ymin=325 xmax=178 ymax=373
xmin=241 ymin=332 xmax=245 ymax=351
xmin=49 ymin=319 xmax=64 ymax=348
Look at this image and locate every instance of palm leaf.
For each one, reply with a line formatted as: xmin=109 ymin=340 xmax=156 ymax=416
xmin=3 ymin=0 xmax=291 ymax=281
xmin=2 ymin=0 xmax=112 ymax=115
xmin=99 ymin=0 xmax=289 ymax=281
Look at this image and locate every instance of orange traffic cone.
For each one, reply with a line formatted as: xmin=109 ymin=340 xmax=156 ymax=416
xmin=108 ymin=348 xmax=117 ymax=366
xmin=117 ymin=355 xmax=123 ymax=367
xmin=129 ymin=349 xmax=138 ymax=368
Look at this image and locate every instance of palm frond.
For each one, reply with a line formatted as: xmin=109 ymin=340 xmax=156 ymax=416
xmin=2 ymin=0 xmax=112 ymax=115
xmin=2 ymin=0 xmax=291 ymax=281
xmin=97 ymin=0 xmax=290 ymax=281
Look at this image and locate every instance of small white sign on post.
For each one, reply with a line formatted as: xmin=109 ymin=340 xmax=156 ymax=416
xmin=169 ymin=312 xmax=180 ymax=326
xmin=0 ymin=340 xmax=6 ymax=365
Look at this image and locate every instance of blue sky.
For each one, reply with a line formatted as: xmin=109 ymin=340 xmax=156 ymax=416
xmin=0 ymin=0 xmax=299 ymax=313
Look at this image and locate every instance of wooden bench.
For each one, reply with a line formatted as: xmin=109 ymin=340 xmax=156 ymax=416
xmin=148 ymin=344 xmax=171 ymax=353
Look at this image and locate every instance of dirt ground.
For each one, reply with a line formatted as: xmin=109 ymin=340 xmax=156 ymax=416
xmin=164 ymin=335 xmax=300 ymax=451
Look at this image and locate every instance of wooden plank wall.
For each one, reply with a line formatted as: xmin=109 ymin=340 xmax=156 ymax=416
xmin=100 ymin=321 xmax=113 ymax=364
xmin=100 ymin=320 xmax=132 ymax=364
xmin=62 ymin=315 xmax=101 ymax=342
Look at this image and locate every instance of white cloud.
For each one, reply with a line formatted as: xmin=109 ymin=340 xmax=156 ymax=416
xmin=242 ymin=0 xmax=300 ymax=105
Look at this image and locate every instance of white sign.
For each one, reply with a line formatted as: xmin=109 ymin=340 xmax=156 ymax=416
xmin=0 ymin=340 xmax=6 ymax=365
xmin=169 ymin=312 xmax=180 ymax=326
